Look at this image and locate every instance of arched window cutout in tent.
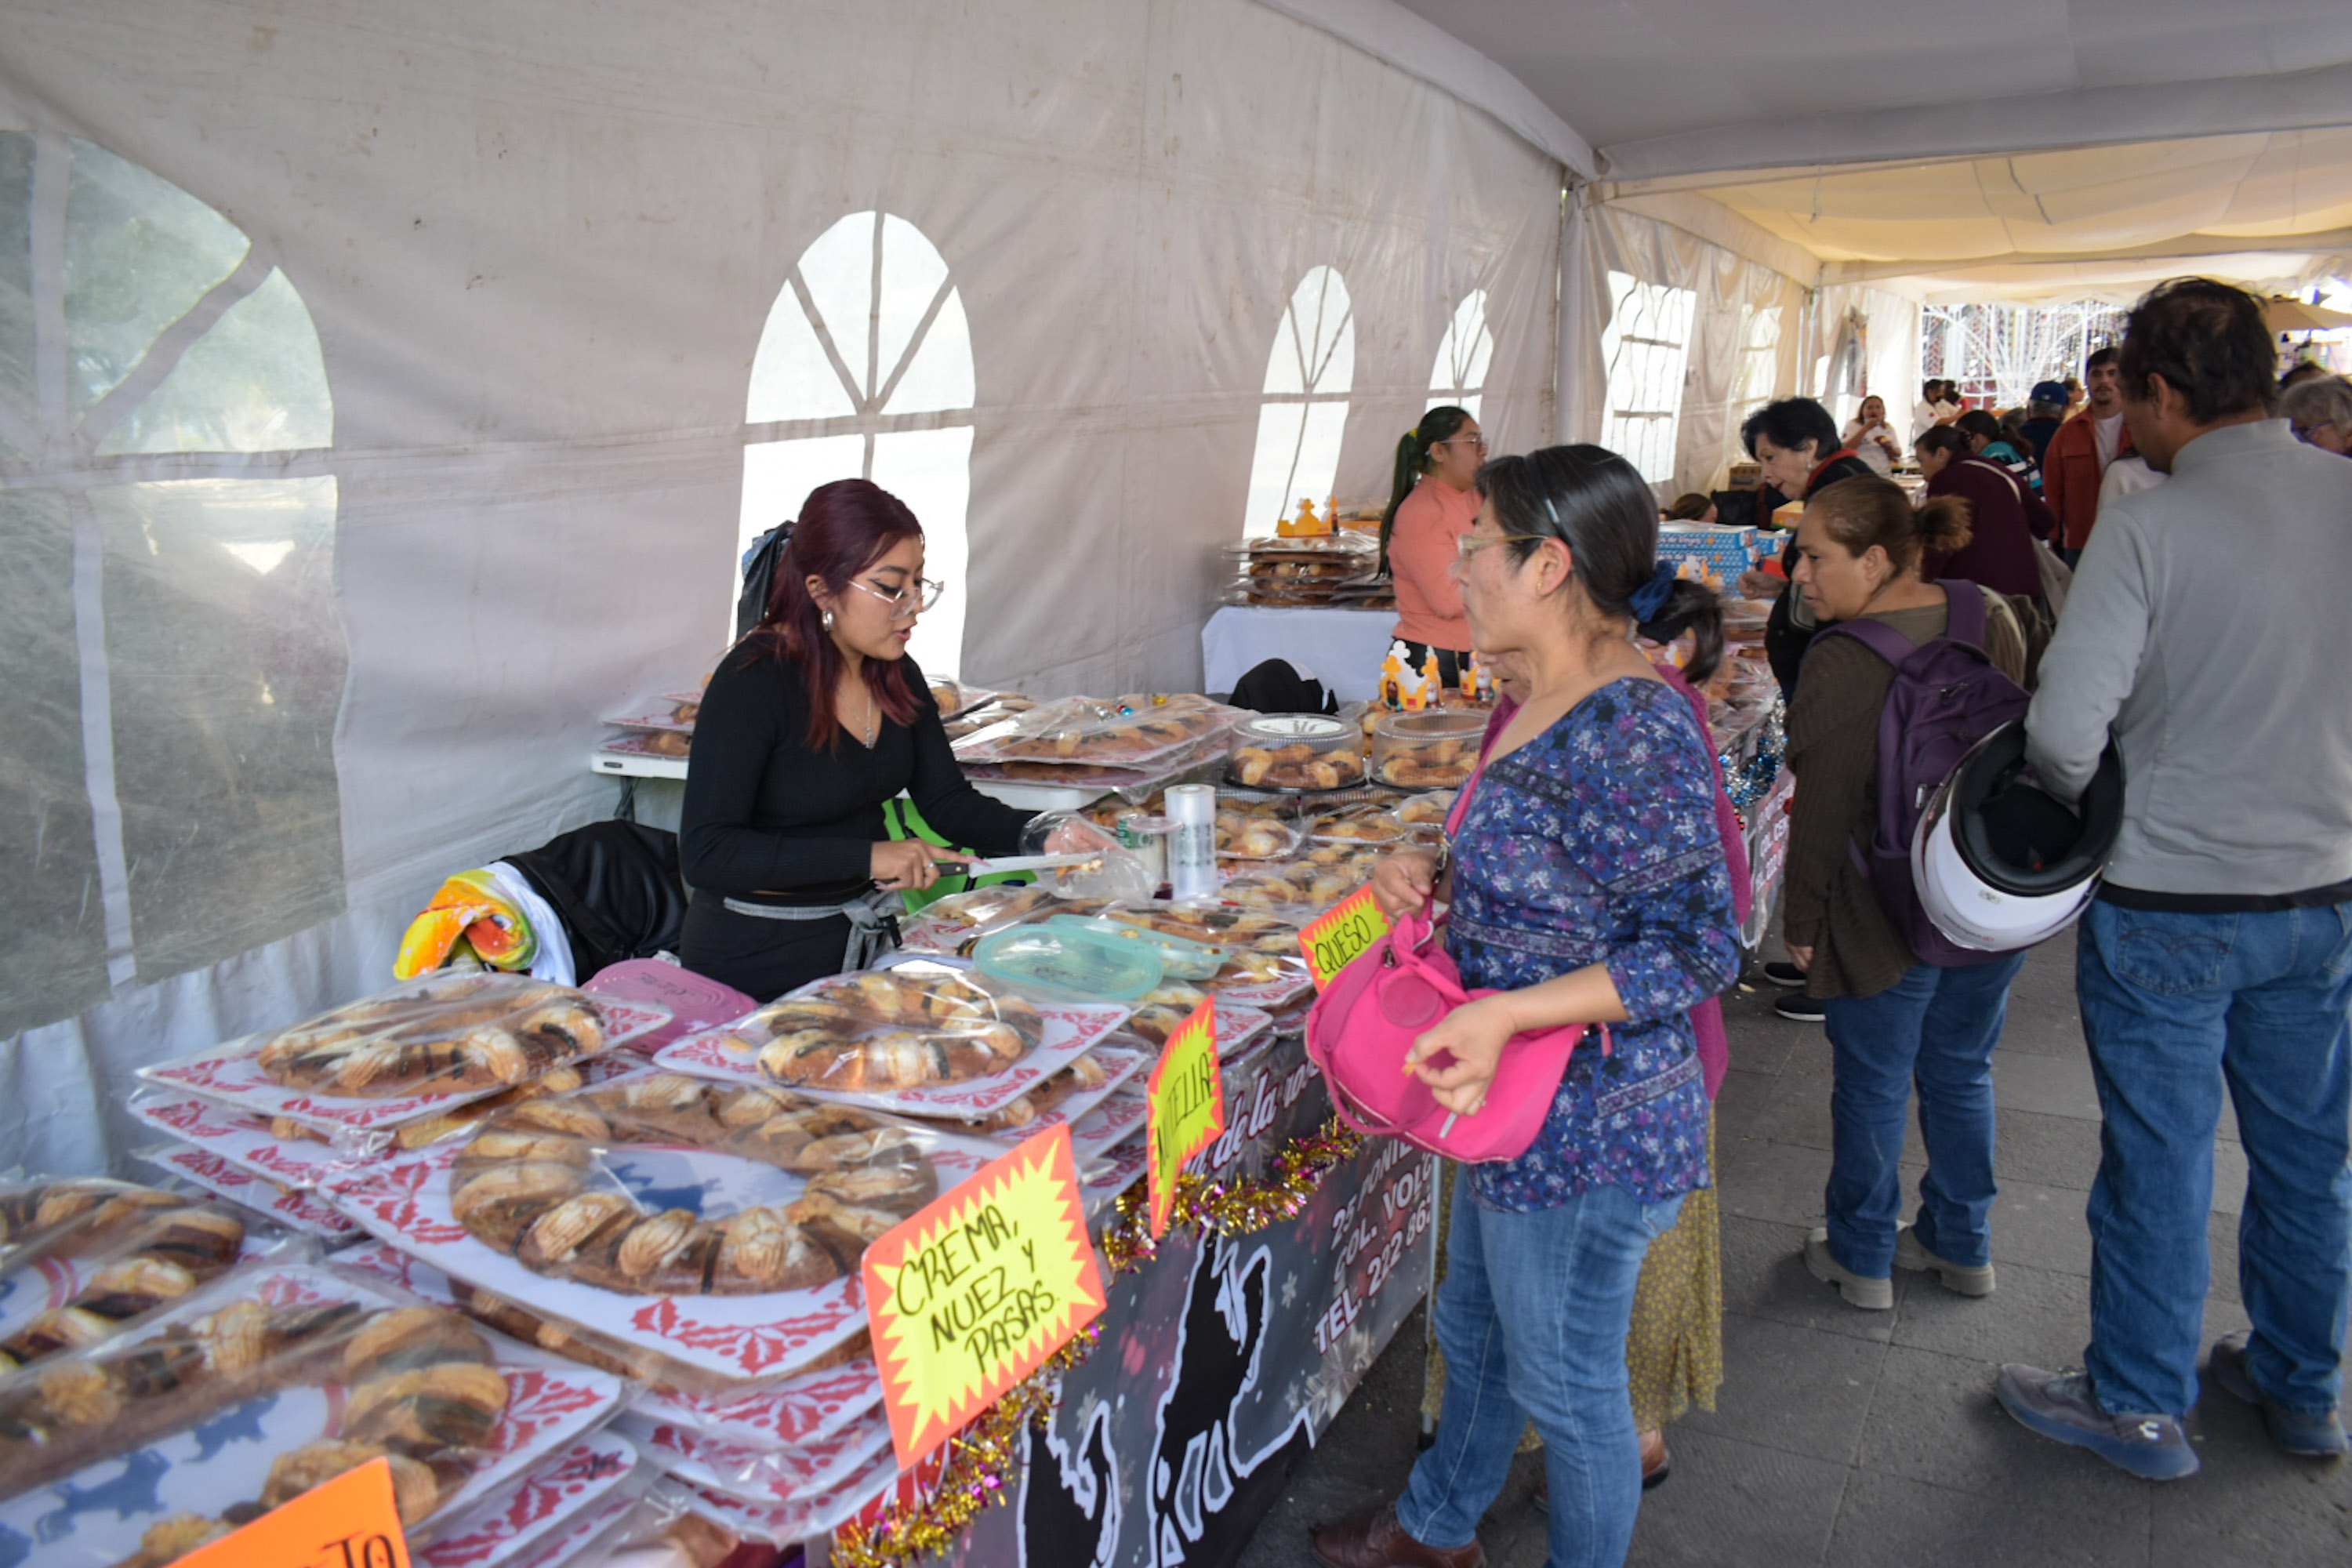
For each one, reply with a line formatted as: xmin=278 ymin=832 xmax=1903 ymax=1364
xmin=1242 ymin=267 xmax=1355 ymax=534
xmin=1723 ymin=304 xmax=1784 ymax=482
xmin=742 ymin=212 xmax=975 ymax=675
xmin=1599 ymin=270 xmax=1697 ymax=486
xmin=1428 ymin=290 xmax=1494 ymax=420
xmin=0 ymin=130 xmax=342 ymax=1037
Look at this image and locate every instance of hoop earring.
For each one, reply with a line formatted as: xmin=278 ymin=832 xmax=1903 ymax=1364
xmin=822 ymin=608 xmax=834 ymax=630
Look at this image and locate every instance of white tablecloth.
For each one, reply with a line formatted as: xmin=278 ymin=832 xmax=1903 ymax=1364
xmin=1200 ymin=604 xmax=1401 ymax=704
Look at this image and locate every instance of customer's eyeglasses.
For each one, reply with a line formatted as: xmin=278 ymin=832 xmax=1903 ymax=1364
xmin=849 ymin=576 xmax=948 ymax=619
xmin=1454 ymin=532 xmax=1548 ymax=561
xmin=2292 ymin=419 xmax=2339 ymax=445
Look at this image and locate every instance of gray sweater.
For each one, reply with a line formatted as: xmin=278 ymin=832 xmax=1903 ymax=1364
xmin=2026 ymin=419 xmax=2352 ymax=897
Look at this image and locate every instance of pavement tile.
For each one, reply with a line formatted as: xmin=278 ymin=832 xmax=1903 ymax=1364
xmin=1857 ymin=1344 xmax=2159 ymax=1530
xmin=1824 ymin=1466 xmax=2150 ymax=1567
xmin=1991 ymin=1107 xmax=2103 ymax=1193
xmin=2207 ymin=1210 xmax=2241 ymax=1305
xmin=1993 ymin=1049 xmax=2104 ymax=1123
xmin=1719 ymin=1214 xmax=1896 ymax=1346
xmin=1716 ymin=1131 xmax=1831 ymax=1229
xmin=1678 ymin=1309 xmax=1884 ymax=1465
xmin=1890 ymin=1256 xmax=2092 ymax=1372
xmin=1713 ymin=1067 xmax=1777 ymax=1145
xmin=2148 ymin=1366 xmax=2352 ymax=1568
xmin=1628 ymin=1430 xmax=1849 ymax=1566
xmin=1988 ymin=1176 xmax=2096 ymax=1277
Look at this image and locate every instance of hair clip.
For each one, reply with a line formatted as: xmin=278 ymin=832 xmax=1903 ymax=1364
xmin=1544 ymin=497 xmax=1559 ymax=524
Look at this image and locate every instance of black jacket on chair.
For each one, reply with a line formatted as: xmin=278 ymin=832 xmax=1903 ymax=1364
xmin=503 ymin=820 xmax=690 ymax=978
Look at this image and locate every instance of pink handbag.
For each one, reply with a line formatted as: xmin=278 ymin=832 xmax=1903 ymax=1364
xmin=1304 ymin=909 xmax=1608 ymax=1162
xmin=1302 ymin=731 xmax=1609 ymax=1163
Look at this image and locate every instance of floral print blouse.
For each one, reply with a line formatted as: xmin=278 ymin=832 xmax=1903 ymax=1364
xmin=1448 ymin=675 xmax=1741 ymax=1211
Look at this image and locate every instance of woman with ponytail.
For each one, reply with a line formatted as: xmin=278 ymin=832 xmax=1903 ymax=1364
xmin=1378 ymin=406 xmax=1485 ymax=688
xmin=1778 ymin=475 xmax=2032 ymax=1316
xmin=678 ymin=479 xmax=1036 ymax=1000
xmin=1319 ymin=445 xmax=1740 ymax=1568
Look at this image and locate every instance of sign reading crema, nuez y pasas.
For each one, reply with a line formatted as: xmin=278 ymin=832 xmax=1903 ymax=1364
xmin=862 ymin=1124 xmax=1108 ymax=1467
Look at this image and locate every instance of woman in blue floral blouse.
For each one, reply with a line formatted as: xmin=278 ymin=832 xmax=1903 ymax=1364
xmin=1313 ymin=446 xmax=1742 ymax=1568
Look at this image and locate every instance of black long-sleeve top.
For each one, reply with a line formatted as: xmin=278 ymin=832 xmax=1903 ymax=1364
xmin=680 ymin=642 xmax=1033 ymax=904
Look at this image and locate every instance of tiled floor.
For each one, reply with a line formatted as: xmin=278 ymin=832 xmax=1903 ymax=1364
xmin=1240 ymin=931 xmax=2352 ymax=1566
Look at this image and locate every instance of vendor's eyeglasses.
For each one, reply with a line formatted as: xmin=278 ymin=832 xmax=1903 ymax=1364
xmin=1454 ymin=532 xmax=1548 ymax=560
xmin=850 ymin=576 xmax=947 ymax=619
xmin=1438 ymin=434 xmax=1489 ymax=453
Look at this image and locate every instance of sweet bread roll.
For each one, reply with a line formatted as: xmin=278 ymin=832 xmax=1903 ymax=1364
xmin=450 ymin=1079 xmax=937 ymax=1297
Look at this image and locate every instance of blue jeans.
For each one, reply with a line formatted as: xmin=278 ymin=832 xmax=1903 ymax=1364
xmin=2077 ymin=899 xmax=2352 ymax=1418
xmin=1822 ymin=953 xmax=2029 ymax=1277
xmin=1400 ymin=1180 xmax=1685 ymax=1568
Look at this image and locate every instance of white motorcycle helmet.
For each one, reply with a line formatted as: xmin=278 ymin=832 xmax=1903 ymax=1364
xmin=1912 ymin=721 xmax=2124 ymax=953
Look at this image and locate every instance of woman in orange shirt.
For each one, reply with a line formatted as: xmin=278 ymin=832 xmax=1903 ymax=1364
xmin=1377 ymin=405 xmax=1486 ymax=688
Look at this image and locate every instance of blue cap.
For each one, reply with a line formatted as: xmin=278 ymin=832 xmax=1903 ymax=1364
xmin=2030 ymin=380 xmax=2069 ymax=406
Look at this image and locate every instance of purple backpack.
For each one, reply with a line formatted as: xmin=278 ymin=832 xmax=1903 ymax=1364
xmin=1817 ymin=582 xmax=2028 ymax=967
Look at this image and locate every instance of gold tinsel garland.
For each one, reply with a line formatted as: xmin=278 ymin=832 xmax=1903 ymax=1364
xmin=829 ymin=1116 xmax=1368 ymax=1568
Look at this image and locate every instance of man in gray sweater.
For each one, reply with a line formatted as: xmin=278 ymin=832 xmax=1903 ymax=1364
xmin=1996 ymin=278 xmax=2352 ymax=1479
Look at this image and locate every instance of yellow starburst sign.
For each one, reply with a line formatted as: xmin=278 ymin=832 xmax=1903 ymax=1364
xmin=1146 ymin=995 xmax=1225 ymax=1238
xmin=1298 ymin=883 xmax=1392 ymax=990
xmin=862 ymin=1123 xmax=1107 ymax=1468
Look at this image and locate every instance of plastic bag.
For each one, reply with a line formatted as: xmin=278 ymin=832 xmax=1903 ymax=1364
xmin=442 ymin=1073 xmax=940 ymax=1297
xmin=953 ymin=692 xmax=1242 ymax=769
xmin=415 ymin=1427 xmax=652 ymax=1568
xmin=0 ymin=1181 xmax=268 ymax=1373
xmin=895 ymin=881 xmax=1061 ymax=953
xmin=139 ymin=975 xmax=670 ymax=1150
xmin=335 ymin=1240 xmax=876 ymax=1399
xmin=0 ymin=1261 xmax=626 ymax=1564
xmin=711 ymin=964 xmax=1047 ymax=1094
xmin=1217 ymin=809 xmax=1305 ymax=859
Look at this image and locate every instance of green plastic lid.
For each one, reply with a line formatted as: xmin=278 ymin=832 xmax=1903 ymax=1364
xmin=1046 ymin=915 xmax=1232 ymax=980
xmin=974 ymin=926 xmax=1164 ymax=1001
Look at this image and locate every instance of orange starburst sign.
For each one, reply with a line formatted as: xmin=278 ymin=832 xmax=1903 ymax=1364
xmin=862 ymin=1123 xmax=1107 ymax=1468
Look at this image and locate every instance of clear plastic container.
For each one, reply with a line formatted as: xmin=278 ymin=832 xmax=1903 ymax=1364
xmin=1216 ymin=808 xmax=1302 ymax=859
xmin=952 ymin=693 xmax=1240 ymax=770
xmin=1045 ymin=915 xmax=1232 ymax=980
xmin=1225 ymin=713 xmax=1365 ymax=790
xmin=973 ymin=925 xmax=1165 ymax=1002
xmin=1372 ymin=710 xmax=1487 ymax=789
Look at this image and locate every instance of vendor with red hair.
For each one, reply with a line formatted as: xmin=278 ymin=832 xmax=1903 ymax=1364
xmin=680 ymin=479 xmax=1035 ymax=1000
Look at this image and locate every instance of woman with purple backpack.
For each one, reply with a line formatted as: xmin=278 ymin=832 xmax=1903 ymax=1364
xmin=1780 ymin=475 xmax=2036 ymax=1312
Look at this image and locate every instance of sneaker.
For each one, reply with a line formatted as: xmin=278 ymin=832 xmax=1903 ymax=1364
xmin=2209 ymin=1332 xmax=2350 ymax=1457
xmin=1802 ymin=1227 xmax=1893 ymax=1310
xmin=1773 ymin=991 xmax=1827 ymax=1023
xmin=1994 ymin=1364 xmax=2200 ymax=1480
xmin=1762 ymin=960 xmax=1806 ymax=988
xmin=1895 ymin=1223 xmax=1996 ymax=1297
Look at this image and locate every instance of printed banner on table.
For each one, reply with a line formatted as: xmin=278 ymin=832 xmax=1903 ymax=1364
xmin=862 ymin=1124 xmax=1107 ymax=1468
xmin=1145 ymin=997 xmax=1225 ymax=1237
xmin=1298 ymin=884 xmax=1392 ymax=990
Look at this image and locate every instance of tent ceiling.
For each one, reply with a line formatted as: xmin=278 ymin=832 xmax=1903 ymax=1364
xmin=1390 ymin=1 xmax=2352 ymax=176
xmin=1334 ymin=1 xmax=2352 ymax=296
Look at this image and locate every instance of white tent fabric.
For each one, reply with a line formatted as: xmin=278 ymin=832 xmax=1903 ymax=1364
xmin=1561 ymin=200 xmax=1811 ymax=496
xmin=0 ymin=0 xmax=1563 ymax=1174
